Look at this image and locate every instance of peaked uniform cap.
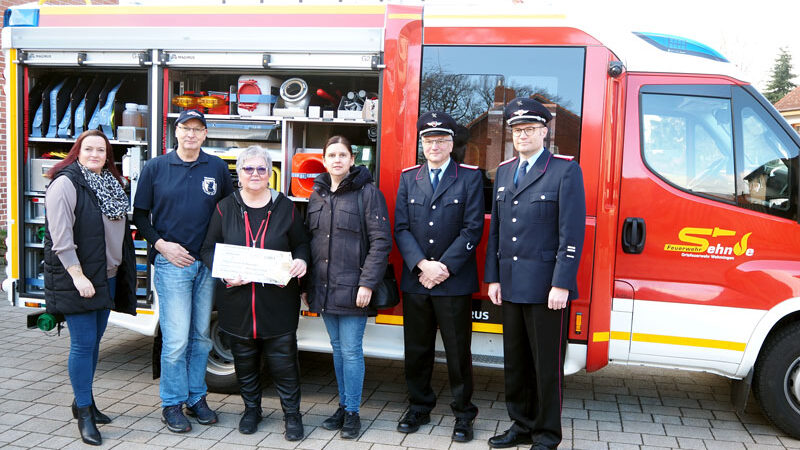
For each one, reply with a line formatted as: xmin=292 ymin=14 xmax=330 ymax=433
xmin=504 ymin=97 xmax=552 ymax=126
xmin=417 ymin=111 xmax=457 ymax=136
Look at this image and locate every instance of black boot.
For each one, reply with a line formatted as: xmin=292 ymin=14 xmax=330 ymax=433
xmin=341 ymin=411 xmax=361 ymax=439
xmin=72 ymin=399 xmax=112 ymax=425
xmin=76 ymin=406 xmax=102 ymax=446
xmin=321 ymin=406 xmax=346 ymax=430
xmin=238 ymin=406 xmax=262 ymax=435
xmin=284 ymin=412 xmax=304 ymax=441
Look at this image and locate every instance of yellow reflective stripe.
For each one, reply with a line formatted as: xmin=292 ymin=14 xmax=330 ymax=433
xmin=135 ymin=309 xmax=155 ymax=315
xmin=41 ymin=5 xmax=386 ymax=16
xmin=593 ymin=331 xmax=609 ymax=342
xmin=388 ymin=13 xmax=421 ymax=20
xmin=375 ymin=314 xmax=402 ymax=325
xmin=9 ymin=50 xmax=20 ymax=279
xmin=593 ymin=330 xmax=745 ymax=351
xmin=632 ymin=332 xmax=746 ymax=351
xmin=472 ymin=322 xmax=502 ymax=334
xmin=375 ymin=314 xmax=503 ymax=334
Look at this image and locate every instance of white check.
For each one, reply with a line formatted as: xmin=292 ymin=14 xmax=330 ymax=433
xmin=211 ymin=243 xmax=293 ymax=286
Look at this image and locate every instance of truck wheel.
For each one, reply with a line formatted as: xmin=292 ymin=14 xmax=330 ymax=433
xmin=753 ymin=322 xmax=800 ymax=439
xmin=205 ymin=316 xmax=239 ymax=394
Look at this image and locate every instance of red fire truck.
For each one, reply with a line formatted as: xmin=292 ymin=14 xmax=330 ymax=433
xmin=3 ymin=2 xmax=799 ymax=438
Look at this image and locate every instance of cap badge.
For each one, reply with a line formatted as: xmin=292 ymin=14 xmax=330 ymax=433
xmin=512 ymin=109 xmax=529 ymax=117
xmin=516 ymin=100 xmax=524 ymax=106
xmin=426 ymin=121 xmax=442 ymax=127
xmin=431 ymin=112 xmax=438 ymax=118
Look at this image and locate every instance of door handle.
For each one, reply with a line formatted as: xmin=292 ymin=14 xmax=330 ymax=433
xmin=622 ymin=217 xmax=646 ymax=254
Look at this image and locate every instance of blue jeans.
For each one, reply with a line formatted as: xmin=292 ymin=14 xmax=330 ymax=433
xmin=153 ymin=254 xmax=214 ymax=407
xmin=322 ymin=313 xmax=367 ymax=413
xmin=64 ymin=277 xmax=114 ymax=408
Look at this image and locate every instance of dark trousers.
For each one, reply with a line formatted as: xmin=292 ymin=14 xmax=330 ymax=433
xmin=402 ymin=292 xmax=478 ymax=420
xmin=229 ymin=332 xmax=301 ymax=414
xmin=502 ymin=301 xmax=569 ymax=448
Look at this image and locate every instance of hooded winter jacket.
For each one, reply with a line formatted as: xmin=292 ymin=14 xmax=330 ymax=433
xmin=201 ymin=189 xmax=310 ymax=339
xmin=306 ymin=165 xmax=392 ymax=316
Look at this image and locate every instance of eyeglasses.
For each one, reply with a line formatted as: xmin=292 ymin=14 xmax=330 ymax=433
xmin=511 ymin=126 xmax=545 ymax=137
xmin=421 ymin=138 xmax=453 ymax=146
xmin=177 ymin=125 xmax=206 ymax=134
xmin=241 ymin=166 xmax=268 ymax=176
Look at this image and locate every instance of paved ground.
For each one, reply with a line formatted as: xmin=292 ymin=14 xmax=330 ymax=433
xmin=1 ymin=299 xmax=800 ymax=449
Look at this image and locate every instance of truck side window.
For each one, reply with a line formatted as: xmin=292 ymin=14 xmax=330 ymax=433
xmin=735 ymin=93 xmax=798 ymax=220
xmin=420 ymin=46 xmax=585 ymax=213
xmin=641 ymin=93 xmax=736 ymax=202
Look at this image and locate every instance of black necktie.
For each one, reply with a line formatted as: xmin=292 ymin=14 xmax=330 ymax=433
xmin=514 ymin=160 xmax=528 ymax=187
xmin=431 ymin=168 xmax=442 ymax=192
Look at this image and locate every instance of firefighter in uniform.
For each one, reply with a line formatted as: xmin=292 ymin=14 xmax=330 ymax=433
xmin=394 ymin=111 xmax=484 ymax=442
xmin=485 ymin=98 xmax=586 ymax=450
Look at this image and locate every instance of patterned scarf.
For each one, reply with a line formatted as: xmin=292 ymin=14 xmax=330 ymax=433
xmin=77 ymin=162 xmax=129 ymax=220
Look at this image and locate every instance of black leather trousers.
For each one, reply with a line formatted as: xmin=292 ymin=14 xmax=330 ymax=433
xmin=229 ymin=332 xmax=301 ymax=414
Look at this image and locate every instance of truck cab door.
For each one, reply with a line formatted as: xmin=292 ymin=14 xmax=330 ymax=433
xmin=613 ymin=78 xmax=800 ymax=376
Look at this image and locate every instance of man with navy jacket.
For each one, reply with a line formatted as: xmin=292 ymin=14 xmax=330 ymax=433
xmin=485 ymin=98 xmax=586 ymax=450
xmin=394 ymin=111 xmax=484 ymax=442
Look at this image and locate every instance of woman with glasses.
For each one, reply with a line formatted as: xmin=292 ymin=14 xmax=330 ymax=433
xmin=43 ymin=130 xmax=137 ymax=446
xmin=304 ymin=135 xmax=392 ymax=439
xmin=201 ymin=145 xmax=310 ymax=440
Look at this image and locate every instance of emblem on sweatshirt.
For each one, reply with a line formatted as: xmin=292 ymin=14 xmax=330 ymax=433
xmin=202 ymin=177 xmax=218 ymax=196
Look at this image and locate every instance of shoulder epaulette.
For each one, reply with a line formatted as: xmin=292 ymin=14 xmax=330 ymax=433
xmin=552 ymin=154 xmax=575 ymax=161
xmin=498 ymin=157 xmax=518 ymax=167
xmin=459 ymin=163 xmax=479 ymax=170
xmin=402 ymin=164 xmax=422 ymax=173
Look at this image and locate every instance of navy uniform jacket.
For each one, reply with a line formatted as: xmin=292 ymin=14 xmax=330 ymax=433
xmin=394 ymin=161 xmax=484 ymax=296
xmin=484 ymin=152 xmax=586 ymax=304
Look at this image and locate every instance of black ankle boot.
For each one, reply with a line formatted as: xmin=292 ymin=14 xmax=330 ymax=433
xmin=76 ymin=406 xmax=102 ymax=446
xmin=341 ymin=411 xmax=361 ymax=439
xmin=72 ymin=399 xmax=112 ymax=425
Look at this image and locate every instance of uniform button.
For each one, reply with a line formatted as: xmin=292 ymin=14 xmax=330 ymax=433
xmin=432 ymin=205 xmax=436 ymax=210
xmin=429 ymin=221 xmax=434 ymax=226
xmin=541 ymin=194 xmax=546 ymax=200
xmin=429 ymin=239 xmax=434 ymax=244
xmin=514 ymin=200 xmax=519 ymax=205
xmin=512 ymin=237 xmax=517 ymax=242
xmin=454 ymin=199 xmax=459 ymax=204
xmin=327 ymin=234 xmax=330 ymax=238
xmin=512 ymin=218 xmax=517 ymax=222
xmin=324 ymin=259 xmax=328 ymax=263
xmin=513 ymin=256 xmax=518 ymax=261
xmin=429 ymin=257 xmax=434 ymax=260
xmin=410 ymin=199 xmax=415 ymax=203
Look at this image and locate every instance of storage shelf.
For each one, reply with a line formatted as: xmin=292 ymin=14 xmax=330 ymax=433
xmin=28 ymin=136 xmax=148 ymax=146
xmin=167 ymin=112 xmax=375 ymax=125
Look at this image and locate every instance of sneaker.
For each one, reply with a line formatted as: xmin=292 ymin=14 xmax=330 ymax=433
xmin=185 ymin=396 xmax=219 ymax=425
xmin=161 ymin=405 xmax=192 ymax=433
xmin=340 ymin=411 xmax=361 ymax=439
xmin=321 ymin=406 xmax=346 ymax=430
xmin=238 ymin=406 xmax=262 ymax=435
xmin=284 ymin=412 xmax=304 ymax=441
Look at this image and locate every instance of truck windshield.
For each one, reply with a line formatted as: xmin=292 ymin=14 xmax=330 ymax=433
xmin=420 ymin=46 xmax=585 ymax=213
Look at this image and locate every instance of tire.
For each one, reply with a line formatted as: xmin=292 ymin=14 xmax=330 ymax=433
xmin=753 ymin=322 xmax=800 ymax=439
xmin=205 ymin=315 xmax=239 ymax=394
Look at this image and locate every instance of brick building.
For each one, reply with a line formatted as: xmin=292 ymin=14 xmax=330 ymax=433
xmin=0 ymin=0 xmax=119 ymax=230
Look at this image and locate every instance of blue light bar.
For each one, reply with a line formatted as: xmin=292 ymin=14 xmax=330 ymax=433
xmin=633 ymin=32 xmax=728 ymax=63
xmin=3 ymin=6 xmax=40 ymax=27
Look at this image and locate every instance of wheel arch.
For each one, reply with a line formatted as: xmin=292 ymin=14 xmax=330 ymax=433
xmin=737 ymin=296 xmax=800 ymax=378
